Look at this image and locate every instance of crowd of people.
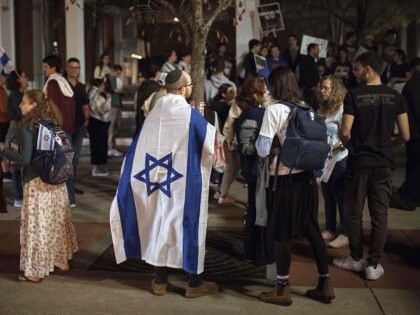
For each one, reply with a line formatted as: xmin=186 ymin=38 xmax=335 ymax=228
xmin=0 ymin=26 xmax=419 ymax=307
xmin=133 ymin=29 xmax=418 ymax=304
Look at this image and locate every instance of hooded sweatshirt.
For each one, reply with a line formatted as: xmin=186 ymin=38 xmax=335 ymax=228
xmin=204 ymin=74 xmax=236 ymax=104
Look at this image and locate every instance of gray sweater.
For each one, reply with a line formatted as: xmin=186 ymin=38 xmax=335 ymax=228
xmin=2 ymin=123 xmax=39 ymax=183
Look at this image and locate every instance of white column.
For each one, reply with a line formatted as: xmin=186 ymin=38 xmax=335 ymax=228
xmin=0 ymin=0 xmax=16 ymax=63
xmin=236 ymin=0 xmax=260 ymax=76
xmin=65 ymin=0 xmax=85 ymax=83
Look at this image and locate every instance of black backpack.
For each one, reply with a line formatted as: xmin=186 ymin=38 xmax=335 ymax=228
xmin=32 ymin=121 xmax=75 ymax=185
xmin=280 ymin=102 xmax=330 ymax=171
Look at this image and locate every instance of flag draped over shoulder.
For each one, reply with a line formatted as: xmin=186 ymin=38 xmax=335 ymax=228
xmin=0 ymin=46 xmax=14 ymax=76
xmin=110 ymin=94 xmax=215 ymax=274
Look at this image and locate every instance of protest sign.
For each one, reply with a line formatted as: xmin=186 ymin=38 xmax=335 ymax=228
xmin=300 ymin=35 xmax=328 ymax=59
xmin=257 ymin=3 xmax=285 ymax=33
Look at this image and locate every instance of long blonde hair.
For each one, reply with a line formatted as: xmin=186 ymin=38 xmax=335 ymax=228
xmin=21 ymin=90 xmax=63 ymax=128
xmin=315 ymin=75 xmax=347 ymax=115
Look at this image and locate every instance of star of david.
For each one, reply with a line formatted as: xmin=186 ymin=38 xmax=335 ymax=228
xmin=134 ymin=153 xmax=183 ymax=198
xmin=43 ymin=134 xmax=50 ymax=141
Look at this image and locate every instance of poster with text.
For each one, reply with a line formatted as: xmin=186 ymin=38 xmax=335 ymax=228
xmin=254 ymin=55 xmax=268 ymax=71
xmin=300 ymin=35 xmax=328 ymax=59
xmin=257 ymin=3 xmax=285 ymax=33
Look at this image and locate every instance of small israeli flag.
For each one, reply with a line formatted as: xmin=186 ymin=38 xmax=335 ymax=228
xmin=37 ymin=124 xmax=55 ymax=151
xmin=0 ymin=46 xmax=14 ymax=76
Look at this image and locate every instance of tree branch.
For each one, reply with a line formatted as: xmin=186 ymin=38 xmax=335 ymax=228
xmin=205 ymin=0 xmax=234 ymax=30
xmin=151 ymin=0 xmax=192 ymax=33
xmin=309 ymin=2 xmax=357 ymax=29
xmin=152 ymin=0 xmax=186 ymax=24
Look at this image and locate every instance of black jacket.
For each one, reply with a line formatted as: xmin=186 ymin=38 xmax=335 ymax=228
xmin=402 ymin=73 xmax=420 ymax=140
xmin=299 ymin=54 xmax=320 ymax=89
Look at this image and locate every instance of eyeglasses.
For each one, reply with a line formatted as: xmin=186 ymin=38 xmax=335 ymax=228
xmin=68 ymin=66 xmax=80 ymax=70
xmin=179 ymin=83 xmax=194 ymax=90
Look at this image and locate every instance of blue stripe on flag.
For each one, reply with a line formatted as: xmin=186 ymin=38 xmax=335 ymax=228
xmin=182 ymin=109 xmax=207 ymax=274
xmin=116 ymin=130 xmax=142 ymax=259
xmin=0 ymin=53 xmax=9 ymax=66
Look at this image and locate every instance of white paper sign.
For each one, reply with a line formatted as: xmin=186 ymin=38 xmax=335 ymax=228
xmin=320 ymin=153 xmax=339 ymax=183
xmin=254 ymin=55 xmax=268 ymax=71
xmin=300 ymin=35 xmax=328 ymax=59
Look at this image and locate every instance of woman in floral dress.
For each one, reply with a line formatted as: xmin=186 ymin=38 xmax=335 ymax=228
xmin=1 ymin=90 xmax=78 ymax=283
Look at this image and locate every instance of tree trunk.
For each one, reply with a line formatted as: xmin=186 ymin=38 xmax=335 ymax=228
xmin=356 ymin=0 xmax=369 ymax=45
xmin=190 ymin=27 xmax=207 ymax=106
xmin=189 ymin=0 xmax=207 ymax=107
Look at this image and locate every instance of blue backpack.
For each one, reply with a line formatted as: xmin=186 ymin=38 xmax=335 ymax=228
xmin=33 ymin=121 xmax=75 ymax=185
xmin=280 ymin=102 xmax=330 ymax=171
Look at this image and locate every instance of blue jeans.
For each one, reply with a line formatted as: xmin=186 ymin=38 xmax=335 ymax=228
xmin=321 ymin=158 xmax=348 ymax=235
xmin=66 ymin=125 xmax=86 ymax=204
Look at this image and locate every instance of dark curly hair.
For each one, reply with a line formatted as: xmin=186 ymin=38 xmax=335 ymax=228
xmin=6 ymin=70 xmax=23 ymax=91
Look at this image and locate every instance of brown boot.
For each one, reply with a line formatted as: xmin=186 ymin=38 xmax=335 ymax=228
xmin=185 ymin=281 xmax=218 ymax=298
xmin=259 ymin=283 xmax=292 ymax=306
xmin=151 ymin=279 xmax=168 ymax=296
xmin=306 ymin=277 xmax=335 ymax=304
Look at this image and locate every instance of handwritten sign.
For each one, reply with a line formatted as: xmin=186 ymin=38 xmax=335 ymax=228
xmin=300 ymin=35 xmax=328 ymax=59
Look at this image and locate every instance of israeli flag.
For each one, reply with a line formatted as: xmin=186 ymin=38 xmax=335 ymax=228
xmin=0 ymin=47 xmax=14 ymax=76
xmin=110 ymin=94 xmax=215 ymax=274
xmin=36 ymin=124 xmax=55 ymax=151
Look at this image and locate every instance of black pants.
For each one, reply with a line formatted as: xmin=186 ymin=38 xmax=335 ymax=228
xmin=321 ymin=158 xmax=348 ymax=234
xmin=154 ymin=267 xmax=202 ymax=287
xmin=275 ymin=219 xmax=329 ymax=276
xmin=399 ymin=140 xmax=420 ymax=203
xmin=347 ymin=167 xmax=392 ymax=266
xmin=87 ymin=117 xmax=110 ymax=166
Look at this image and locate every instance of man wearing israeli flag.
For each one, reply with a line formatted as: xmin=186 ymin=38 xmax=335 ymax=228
xmin=110 ymin=69 xmax=217 ymax=298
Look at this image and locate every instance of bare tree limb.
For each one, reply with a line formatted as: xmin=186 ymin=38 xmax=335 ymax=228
xmin=205 ymin=0 xmax=234 ymax=30
xmin=152 ymin=0 xmax=188 ymax=25
xmin=309 ymin=2 xmax=357 ymax=29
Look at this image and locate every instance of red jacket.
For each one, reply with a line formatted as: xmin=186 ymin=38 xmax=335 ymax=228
xmin=0 ymin=86 xmax=9 ymax=123
xmin=46 ymin=80 xmax=75 ymax=134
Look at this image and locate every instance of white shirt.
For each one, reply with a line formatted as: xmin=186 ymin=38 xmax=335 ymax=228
xmin=258 ymin=102 xmax=303 ymax=176
xmin=321 ymin=105 xmax=348 ymax=162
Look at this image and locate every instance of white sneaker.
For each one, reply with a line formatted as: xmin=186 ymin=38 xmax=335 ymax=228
xmin=108 ymin=149 xmax=123 ymax=157
xmin=333 ymin=256 xmax=365 ymax=271
xmin=13 ymin=200 xmax=23 ymax=208
xmin=92 ymin=167 xmax=109 ymax=177
xmin=328 ymin=234 xmax=349 ymax=249
xmin=70 ymin=203 xmax=76 ymax=209
xmin=365 ymin=264 xmax=384 ymax=280
xmin=213 ymin=191 xmax=221 ymax=199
